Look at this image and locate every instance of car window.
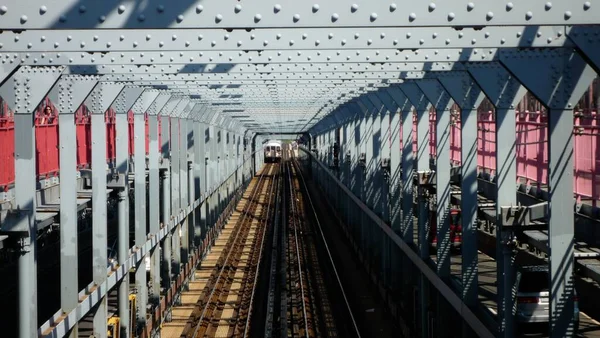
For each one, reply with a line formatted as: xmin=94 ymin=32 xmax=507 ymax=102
xmin=519 ymin=271 xmax=549 ymax=292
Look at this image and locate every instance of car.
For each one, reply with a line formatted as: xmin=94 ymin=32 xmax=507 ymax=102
xmin=515 ymin=265 xmax=579 ymax=332
xmin=429 ymin=207 xmax=462 ymax=250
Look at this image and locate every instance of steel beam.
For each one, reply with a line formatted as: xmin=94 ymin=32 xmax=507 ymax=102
xmin=437 ymin=72 xmax=485 ymax=312
xmin=55 ymin=75 xmax=99 ymax=338
xmin=567 ymin=26 xmax=600 ymax=73
xmin=466 ymin=61 xmax=527 ymax=338
xmin=146 ymin=92 xmax=171 ymax=307
xmin=416 ymin=79 xmax=454 ymax=280
xmin=0 ymin=66 xmax=63 ymax=338
xmin=0 ymin=26 xmax=572 ymax=53
xmin=0 ymin=49 xmax=501 ymax=67
xmin=2 ymin=2 xmax=597 ymax=29
xmin=66 ymin=61 xmax=465 ymax=76
xmin=499 ymin=48 xmax=595 ymax=338
xmin=86 ymin=82 xmax=124 ymax=338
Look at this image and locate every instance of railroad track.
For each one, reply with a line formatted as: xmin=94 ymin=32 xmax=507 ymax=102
xmin=175 ymin=163 xmax=279 ymax=338
xmin=264 ymin=156 xmax=360 ymax=338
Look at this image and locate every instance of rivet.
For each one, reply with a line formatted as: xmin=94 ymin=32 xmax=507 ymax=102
xmin=447 ymin=12 xmax=455 ymax=21
xmin=445 ymin=38 xmax=451 ymax=45
xmin=370 ymin=13 xmax=378 ymax=21
xmin=406 ymin=32 xmax=412 ymax=39
xmin=486 ymin=11 xmax=494 ymax=20
xmin=159 ymin=41 xmax=164 ymax=47
xmin=79 ymin=5 xmax=87 ymax=13
xmin=516 ymin=32 xmax=522 ymax=38
xmin=20 ymin=15 xmax=28 ymax=23
xmin=341 ymin=39 xmax=346 ymax=45
xmin=133 ymin=41 xmax=138 ymax=47
xmin=98 ymin=15 xmax=106 ymax=22
xmin=536 ymin=31 xmax=542 ymax=38
xmin=332 ymin=13 xmax=339 ymax=22
xmin=254 ymin=14 xmax=262 ymax=22
xmin=106 ymin=42 xmax=112 ymax=47
xmin=500 ymin=38 xmax=506 ymax=44
xmin=293 ymin=14 xmax=300 ymax=22
xmin=584 ymin=2 xmax=592 ymax=10
xmin=211 ymin=41 xmax=216 ymax=46
xmin=351 ymin=4 xmax=359 ymax=12
xmin=390 ymin=3 xmax=397 ymax=12
xmin=547 ymin=37 xmax=553 ymax=43
xmin=119 ymin=35 xmax=125 ymax=41
xmin=223 ymin=34 xmax=229 ymax=40
xmin=419 ymin=39 xmax=424 ymax=45
xmin=485 ymin=32 xmax=490 ymax=38
xmin=54 ymin=42 xmax=59 ymax=48
xmin=564 ymin=11 xmax=572 ymax=20
xmin=235 ymin=5 xmax=242 ymax=13
xmin=467 ymin=2 xmax=475 ymax=11
xmin=428 ymin=3 xmax=436 ymax=12
xmin=432 ymin=32 xmax=438 ymax=39
xmin=506 ymin=3 xmax=514 ymax=11
xmin=176 ymin=15 xmax=184 ymax=22
xmin=525 ymin=11 xmax=533 ymax=20
xmin=409 ymin=13 xmax=417 ymax=21
xmin=198 ymin=34 xmax=203 ymax=40
xmin=196 ymin=5 xmax=203 ymax=13
xmin=118 ymin=5 xmax=126 ymax=14
xmin=471 ymin=39 xmax=476 ymax=44
xmin=59 ymin=15 xmax=67 ymax=22
xmin=354 ymin=33 xmax=360 ymax=39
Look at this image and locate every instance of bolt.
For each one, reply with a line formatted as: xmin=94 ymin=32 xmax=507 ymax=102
xmin=525 ymin=11 xmax=533 ymax=20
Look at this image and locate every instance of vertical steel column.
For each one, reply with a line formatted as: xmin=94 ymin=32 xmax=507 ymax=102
xmin=438 ymin=73 xmax=485 ymax=312
xmin=171 ymin=114 xmax=182 ymax=276
xmin=401 ymin=82 xmax=432 ymax=254
xmin=417 ymin=79 xmax=454 ymax=279
xmin=0 ymin=66 xmax=63 ymax=338
xmin=129 ymin=90 xmax=162 ymax=331
xmin=54 ymin=76 xmax=98 ymax=338
xmin=90 ymin=82 xmax=125 ymax=338
xmin=160 ymin=105 xmax=173 ymax=290
xmin=372 ymin=94 xmax=392 ymax=220
xmin=500 ymin=49 xmax=595 ymax=337
xmin=179 ymin=109 xmax=191 ymax=264
xmin=198 ymin=120 xmax=208 ymax=241
xmin=146 ymin=94 xmax=171 ymax=307
xmin=400 ymin=82 xmax=431 ymax=338
xmin=387 ymin=87 xmax=413 ymax=242
xmin=114 ymin=87 xmax=146 ymax=335
xmin=467 ymin=62 xmax=526 ymax=337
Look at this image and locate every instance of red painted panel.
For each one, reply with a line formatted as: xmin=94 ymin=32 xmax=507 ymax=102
xmin=106 ymin=108 xmax=116 ymax=162
xmin=0 ymin=100 xmax=15 ymax=190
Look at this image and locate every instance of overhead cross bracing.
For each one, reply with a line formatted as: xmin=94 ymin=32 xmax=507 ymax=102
xmin=0 ymin=1 xmax=599 ymax=338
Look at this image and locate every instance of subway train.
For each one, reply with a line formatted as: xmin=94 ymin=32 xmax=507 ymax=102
xmin=263 ymin=140 xmax=283 ymax=163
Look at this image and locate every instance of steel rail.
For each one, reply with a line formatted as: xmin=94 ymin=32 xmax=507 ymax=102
xmin=263 ymin=162 xmax=285 ymax=338
xmin=293 ymin=159 xmax=363 ymax=338
xmin=184 ymin=164 xmax=273 ymax=338
xmin=239 ymin=161 xmax=282 ymax=337
xmin=287 ymin=161 xmax=311 ymax=338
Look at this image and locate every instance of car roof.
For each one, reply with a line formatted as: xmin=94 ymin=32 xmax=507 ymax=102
xmin=519 ymin=265 xmax=549 ymax=273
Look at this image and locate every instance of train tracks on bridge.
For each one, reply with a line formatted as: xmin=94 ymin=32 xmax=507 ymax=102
xmin=162 ymin=156 xmax=360 ymax=338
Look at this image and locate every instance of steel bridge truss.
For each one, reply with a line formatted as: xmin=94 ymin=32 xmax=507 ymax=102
xmin=0 ymin=1 xmax=598 ymax=338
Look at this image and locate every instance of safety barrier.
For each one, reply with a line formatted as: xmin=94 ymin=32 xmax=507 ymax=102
xmin=425 ymin=110 xmax=599 ymax=205
xmin=0 ymin=98 xmax=164 ymax=192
